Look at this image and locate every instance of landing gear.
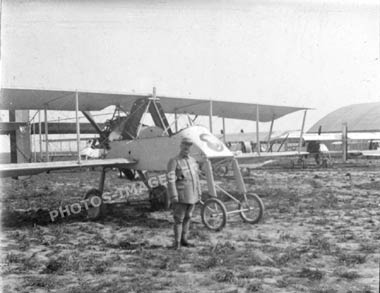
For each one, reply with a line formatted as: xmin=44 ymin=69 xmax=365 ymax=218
xmin=197 ymin=158 xmax=265 ymax=231
xmin=84 ymin=188 xmax=104 ymax=220
xmin=239 ymin=193 xmax=264 ymax=224
xmin=119 ymin=168 xmax=137 ymax=180
xmin=201 ymin=198 xmax=227 ymax=231
xmin=291 ymin=156 xmax=306 ymax=169
xmin=149 ymin=185 xmax=169 ymax=211
xmin=83 ymin=168 xmax=106 ymax=220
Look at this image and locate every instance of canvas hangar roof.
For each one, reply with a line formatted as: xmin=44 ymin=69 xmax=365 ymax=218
xmin=308 ymin=102 xmax=380 ymax=133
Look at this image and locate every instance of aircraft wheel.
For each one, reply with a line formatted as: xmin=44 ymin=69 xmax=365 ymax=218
xmin=119 ymin=168 xmax=136 ymax=180
xmin=149 ymin=185 xmax=169 ymax=211
xmin=239 ymin=193 xmax=264 ymax=224
xmin=215 ymin=165 xmax=228 ymax=176
xmin=84 ymin=189 xmax=104 ymax=220
xmin=201 ymin=198 xmax=227 ymax=231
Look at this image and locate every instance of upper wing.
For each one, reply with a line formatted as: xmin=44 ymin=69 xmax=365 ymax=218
xmin=0 ymin=88 xmax=308 ymax=122
xmin=0 ymin=158 xmax=136 ymax=178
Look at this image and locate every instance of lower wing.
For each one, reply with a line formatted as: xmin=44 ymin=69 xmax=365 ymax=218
xmin=0 ymin=158 xmax=136 ymax=178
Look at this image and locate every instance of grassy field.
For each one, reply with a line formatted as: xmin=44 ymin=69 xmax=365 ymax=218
xmin=1 ymin=163 xmax=379 ymax=292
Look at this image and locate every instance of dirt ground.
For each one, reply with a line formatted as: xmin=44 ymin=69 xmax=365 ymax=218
xmin=1 ymin=160 xmax=379 ymax=293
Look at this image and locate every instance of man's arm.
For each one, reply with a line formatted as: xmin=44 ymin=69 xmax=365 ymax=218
xmin=167 ymin=158 xmax=178 ymax=203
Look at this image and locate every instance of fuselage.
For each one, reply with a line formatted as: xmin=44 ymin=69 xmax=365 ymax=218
xmin=106 ymin=125 xmax=233 ymax=171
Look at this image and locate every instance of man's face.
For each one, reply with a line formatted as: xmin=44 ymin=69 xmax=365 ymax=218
xmin=180 ymin=142 xmax=192 ymax=156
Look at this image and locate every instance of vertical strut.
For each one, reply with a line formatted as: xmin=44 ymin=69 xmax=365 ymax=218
xmin=75 ymin=91 xmax=81 ymax=164
xmin=204 ymin=159 xmax=217 ymax=197
xmin=256 ymin=104 xmax=260 ymax=155
xmin=209 ymin=100 xmax=213 ymax=133
xmin=267 ymin=117 xmax=274 ymax=152
xmin=98 ymin=168 xmax=107 ymax=193
xmin=38 ymin=110 xmax=42 ymax=161
xmin=222 ymin=117 xmax=226 ymax=143
xmin=44 ymin=105 xmax=49 ymax=162
xmin=298 ymin=110 xmax=307 ymax=153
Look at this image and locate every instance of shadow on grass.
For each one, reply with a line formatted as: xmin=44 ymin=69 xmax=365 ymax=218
xmin=2 ymin=203 xmax=172 ymax=229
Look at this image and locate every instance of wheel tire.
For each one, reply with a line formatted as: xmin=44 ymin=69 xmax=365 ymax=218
xmin=239 ymin=193 xmax=264 ymax=224
xmin=84 ymin=189 xmax=104 ymax=220
xmin=215 ymin=165 xmax=228 ymax=176
xmin=201 ymin=198 xmax=227 ymax=231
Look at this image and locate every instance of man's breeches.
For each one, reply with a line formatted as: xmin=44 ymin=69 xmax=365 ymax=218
xmin=173 ymin=203 xmax=195 ymax=225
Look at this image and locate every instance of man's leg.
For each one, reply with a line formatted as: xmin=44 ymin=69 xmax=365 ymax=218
xmin=172 ymin=203 xmax=186 ymax=249
xmin=315 ymin=153 xmax=320 ymax=165
xmin=181 ymin=204 xmax=195 ymax=247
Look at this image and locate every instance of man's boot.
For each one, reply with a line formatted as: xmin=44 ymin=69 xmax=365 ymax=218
xmin=181 ymin=220 xmax=195 ymax=247
xmin=173 ymin=224 xmax=182 ymax=250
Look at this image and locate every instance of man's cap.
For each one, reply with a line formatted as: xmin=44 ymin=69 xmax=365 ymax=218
xmin=181 ymin=137 xmax=193 ymax=145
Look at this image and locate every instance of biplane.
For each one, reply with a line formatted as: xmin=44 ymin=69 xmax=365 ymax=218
xmin=269 ymin=129 xmax=380 ymax=168
xmin=0 ymin=87 xmax=308 ymax=230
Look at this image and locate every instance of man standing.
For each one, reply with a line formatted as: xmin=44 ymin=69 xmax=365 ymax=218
xmin=167 ymin=137 xmax=202 ymax=249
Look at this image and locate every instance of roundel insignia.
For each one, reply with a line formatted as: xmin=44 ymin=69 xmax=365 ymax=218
xmin=200 ymin=133 xmax=224 ymax=152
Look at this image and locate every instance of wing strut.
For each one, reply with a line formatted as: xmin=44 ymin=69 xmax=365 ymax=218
xmin=174 ymin=112 xmax=178 ymax=132
xmin=256 ymin=105 xmax=260 ymax=156
xmin=209 ymin=100 xmax=213 ymax=133
xmin=44 ymin=105 xmax=49 ymax=162
xmin=82 ymin=111 xmax=103 ymax=135
xmin=298 ymin=110 xmax=307 ymax=153
xmin=222 ymin=117 xmax=226 ymax=143
xmin=266 ymin=116 xmax=275 ymax=152
xmin=32 ymin=115 xmax=36 ymax=162
xmin=75 ymin=91 xmax=81 ymax=164
xmin=38 ymin=111 xmax=42 ymax=161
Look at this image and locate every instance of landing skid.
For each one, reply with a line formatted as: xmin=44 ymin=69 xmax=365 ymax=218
xmin=83 ymin=168 xmax=169 ymax=221
xmin=83 ymin=167 xmax=107 ymax=220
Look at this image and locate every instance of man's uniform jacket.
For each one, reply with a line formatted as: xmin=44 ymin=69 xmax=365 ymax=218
xmin=167 ymin=154 xmax=201 ymax=204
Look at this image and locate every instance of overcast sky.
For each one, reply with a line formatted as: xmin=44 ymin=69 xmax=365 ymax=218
xmin=1 ymin=0 xmax=379 ymax=134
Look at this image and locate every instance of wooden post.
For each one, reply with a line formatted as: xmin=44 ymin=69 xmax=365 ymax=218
xmin=44 ymin=105 xmax=49 ymax=162
xmin=209 ymin=100 xmax=213 ymax=133
xmin=298 ymin=110 xmax=307 ymax=153
xmin=75 ymin=91 xmax=81 ymax=164
xmin=256 ymin=105 xmax=260 ymax=155
xmin=342 ymin=123 xmax=348 ymax=161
